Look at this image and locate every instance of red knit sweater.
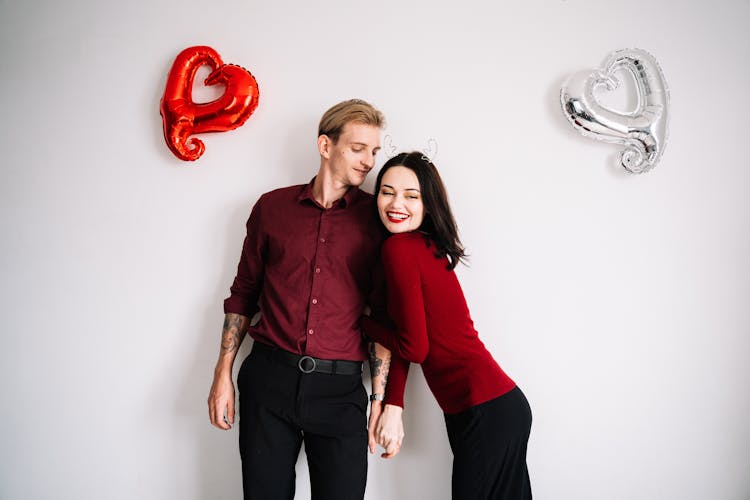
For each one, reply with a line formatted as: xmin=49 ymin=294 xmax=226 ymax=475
xmin=361 ymin=232 xmax=516 ymax=414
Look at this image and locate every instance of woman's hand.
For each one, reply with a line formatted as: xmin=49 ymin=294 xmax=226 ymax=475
xmin=376 ymin=404 xmax=404 ymax=458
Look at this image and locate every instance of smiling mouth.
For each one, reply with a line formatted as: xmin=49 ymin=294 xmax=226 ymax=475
xmin=386 ymin=211 xmax=409 ymax=223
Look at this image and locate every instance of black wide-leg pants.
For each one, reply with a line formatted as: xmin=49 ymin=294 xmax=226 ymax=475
xmin=444 ymin=386 xmax=533 ymax=500
xmin=237 ymin=343 xmax=368 ymax=500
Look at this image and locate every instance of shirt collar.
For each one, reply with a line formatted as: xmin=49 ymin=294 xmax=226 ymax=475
xmin=298 ymin=176 xmax=358 ymax=209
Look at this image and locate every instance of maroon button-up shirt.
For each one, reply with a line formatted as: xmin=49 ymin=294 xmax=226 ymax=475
xmin=224 ymin=178 xmax=387 ymax=361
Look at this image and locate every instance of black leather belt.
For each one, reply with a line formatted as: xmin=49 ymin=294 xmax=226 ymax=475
xmin=252 ymin=342 xmax=363 ymax=375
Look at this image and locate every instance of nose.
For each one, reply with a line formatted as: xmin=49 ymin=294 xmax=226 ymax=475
xmin=361 ymin=154 xmax=374 ymax=169
xmin=388 ymin=194 xmax=405 ymax=209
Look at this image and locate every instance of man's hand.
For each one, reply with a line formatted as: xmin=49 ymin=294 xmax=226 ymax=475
xmin=208 ymin=373 xmax=236 ymax=430
xmin=208 ymin=313 xmax=248 ymax=430
xmin=368 ymin=341 xmax=391 ymax=454
xmin=376 ymin=404 xmax=404 ymax=458
xmin=368 ymin=400 xmax=383 ymax=453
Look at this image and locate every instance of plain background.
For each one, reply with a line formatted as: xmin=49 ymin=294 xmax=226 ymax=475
xmin=1 ymin=1 xmax=749 ymax=499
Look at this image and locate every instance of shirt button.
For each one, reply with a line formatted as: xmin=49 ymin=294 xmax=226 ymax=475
xmin=320 ymin=238 xmax=326 ymax=243
xmin=315 ymin=267 xmax=321 ymax=273
xmin=312 ymin=298 xmax=318 ymax=304
xmin=308 ymin=329 xmax=314 ymax=335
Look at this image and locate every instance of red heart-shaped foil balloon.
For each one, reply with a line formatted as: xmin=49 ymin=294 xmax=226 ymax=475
xmin=160 ymin=46 xmax=260 ymax=161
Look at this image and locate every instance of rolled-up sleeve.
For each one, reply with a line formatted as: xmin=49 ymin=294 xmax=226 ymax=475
xmin=223 ymin=196 xmax=266 ymax=318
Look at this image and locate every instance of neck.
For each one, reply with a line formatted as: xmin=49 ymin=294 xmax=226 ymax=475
xmin=312 ymin=168 xmax=352 ymax=208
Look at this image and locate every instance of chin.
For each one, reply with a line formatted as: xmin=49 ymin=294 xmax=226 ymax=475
xmin=348 ymin=176 xmax=366 ymax=187
xmin=385 ymin=224 xmax=409 ymax=234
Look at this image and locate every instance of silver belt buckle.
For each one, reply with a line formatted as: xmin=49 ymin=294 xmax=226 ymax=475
xmin=298 ymin=355 xmax=316 ymax=373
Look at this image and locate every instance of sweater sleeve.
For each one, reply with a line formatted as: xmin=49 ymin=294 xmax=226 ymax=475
xmin=384 ymin=352 xmax=410 ymax=408
xmin=360 ymin=235 xmax=430 ymax=363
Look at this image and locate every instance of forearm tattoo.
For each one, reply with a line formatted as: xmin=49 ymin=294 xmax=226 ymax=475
xmin=221 ymin=313 xmax=247 ymax=354
xmin=369 ymin=343 xmax=382 ymax=376
xmin=369 ymin=342 xmax=391 ymax=394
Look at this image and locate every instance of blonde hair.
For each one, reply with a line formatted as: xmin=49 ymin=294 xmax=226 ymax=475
xmin=318 ymin=99 xmax=385 ymax=143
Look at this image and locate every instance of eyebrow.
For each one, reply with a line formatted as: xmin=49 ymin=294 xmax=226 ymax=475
xmin=381 ymin=184 xmax=420 ymax=192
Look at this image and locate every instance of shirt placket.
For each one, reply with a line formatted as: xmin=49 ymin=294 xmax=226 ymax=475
xmin=304 ymin=208 xmax=329 ymax=354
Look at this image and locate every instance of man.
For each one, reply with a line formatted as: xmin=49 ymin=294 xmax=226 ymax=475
xmin=207 ymin=99 xmax=404 ymax=499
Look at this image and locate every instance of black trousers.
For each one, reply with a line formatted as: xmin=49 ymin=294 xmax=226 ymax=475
xmin=237 ymin=343 xmax=368 ymax=500
xmin=444 ymin=386 xmax=533 ymax=500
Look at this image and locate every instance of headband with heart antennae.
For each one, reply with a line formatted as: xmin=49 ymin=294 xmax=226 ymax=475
xmin=382 ymin=135 xmax=439 ymax=164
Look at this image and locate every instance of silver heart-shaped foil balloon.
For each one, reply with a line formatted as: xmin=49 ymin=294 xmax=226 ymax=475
xmin=561 ymin=48 xmax=670 ymax=174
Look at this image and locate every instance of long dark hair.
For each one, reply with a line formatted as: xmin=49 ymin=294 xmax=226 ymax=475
xmin=375 ymin=152 xmax=466 ymax=270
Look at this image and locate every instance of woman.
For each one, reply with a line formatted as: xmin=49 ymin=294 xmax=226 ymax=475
xmin=361 ymin=152 xmax=532 ymax=499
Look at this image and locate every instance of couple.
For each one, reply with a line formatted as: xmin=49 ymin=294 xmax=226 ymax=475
xmin=207 ymin=99 xmax=532 ymax=499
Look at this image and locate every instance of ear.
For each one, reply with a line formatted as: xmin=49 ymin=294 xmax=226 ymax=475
xmin=318 ymin=135 xmax=331 ymax=159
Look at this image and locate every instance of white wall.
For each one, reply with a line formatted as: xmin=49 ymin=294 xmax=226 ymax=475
xmin=1 ymin=1 xmax=749 ymax=499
